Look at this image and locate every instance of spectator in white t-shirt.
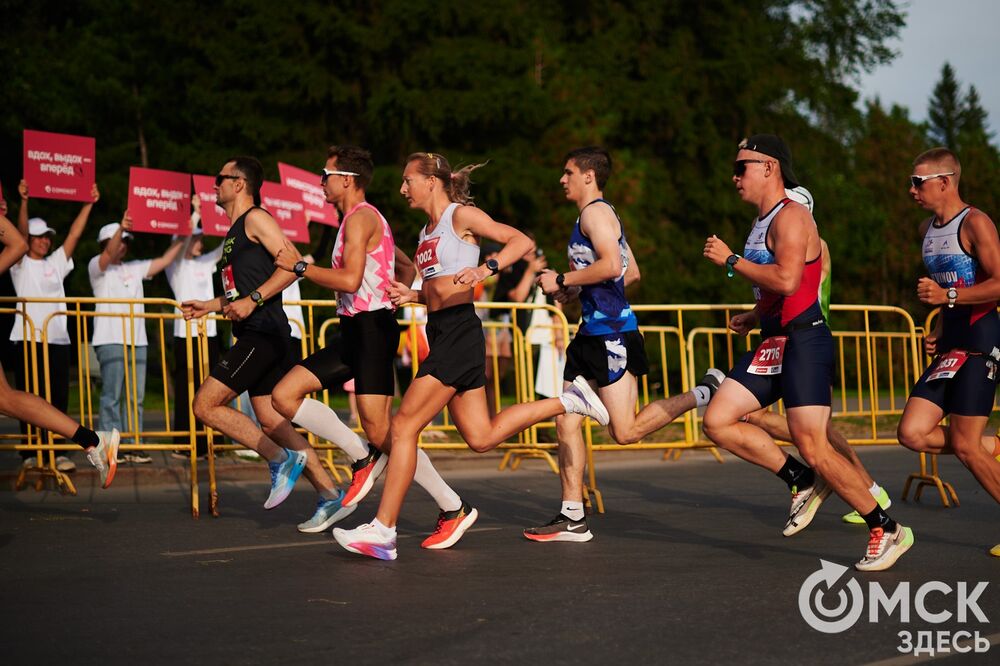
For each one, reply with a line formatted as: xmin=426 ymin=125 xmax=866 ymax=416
xmin=10 ymin=179 xmax=98 ymax=471
xmin=166 ymin=206 xmax=224 ymax=458
xmin=89 ymin=213 xmax=184 ymax=463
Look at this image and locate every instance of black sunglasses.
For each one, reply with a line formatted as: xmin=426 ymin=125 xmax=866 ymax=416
xmin=909 ymin=172 xmax=954 ymax=189
xmin=733 ymin=159 xmax=769 ymax=177
xmin=215 ymin=174 xmax=242 ymax=186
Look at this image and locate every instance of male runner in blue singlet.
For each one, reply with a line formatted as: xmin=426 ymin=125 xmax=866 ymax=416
xmin=703 ymin=135 xmax=912 ymax=571
xmin=894 ymin=147 xmax=1000 ymax=557
xmin=529 ymin=147 xmax=724 ymax=542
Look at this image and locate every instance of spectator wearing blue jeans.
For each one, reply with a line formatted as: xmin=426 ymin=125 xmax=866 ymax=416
xmin=88 ymin=213 xmax=183 ymax=463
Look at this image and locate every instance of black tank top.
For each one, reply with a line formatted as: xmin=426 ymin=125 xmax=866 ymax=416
xmin=219 ymin=207 xmax=288 ymax=338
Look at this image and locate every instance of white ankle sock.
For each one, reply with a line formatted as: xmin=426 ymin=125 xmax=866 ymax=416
xmin=561 ymin=501 xmax=585 ymax=521
xmin=692 ymin=386 xmax=711 ymax=407
xmin=372 ymin=517 xmax=396 ymax=537
xmin=292 ymin=398 xmax=369 ymax=461
xmin=415 ymin=449 xmax=462 ymax=512
xmin=869 ymin=483 xmax=881 ymax=498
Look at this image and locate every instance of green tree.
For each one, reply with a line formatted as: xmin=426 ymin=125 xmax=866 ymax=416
xmin=927 ymin=62 xmax=962 ymax=149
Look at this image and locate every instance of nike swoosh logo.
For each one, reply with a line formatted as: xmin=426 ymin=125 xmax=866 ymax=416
xmin=567 ymin=524 xmax=585 ymax=532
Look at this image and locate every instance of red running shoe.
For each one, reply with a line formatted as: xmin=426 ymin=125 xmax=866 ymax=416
xmin=342 ymin=446 xmax=388 ymax=507
xmin=421 ymin=501 xmax=479 ymax=549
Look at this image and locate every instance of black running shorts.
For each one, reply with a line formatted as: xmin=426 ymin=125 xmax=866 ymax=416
xmin=298 ymin=309 xmax=400 ymax=396
xmin=730 ymin=325 xmax=833 ymax=409
xmin=416 ymin=303 xmax=486 ymax=392
xmin=910 ymin=353 xmax=999 ymax=417
xmin=210 ymin=332 xmax=295 ymax=398
xmin=563 ymin=329 xmax=649 ymax=387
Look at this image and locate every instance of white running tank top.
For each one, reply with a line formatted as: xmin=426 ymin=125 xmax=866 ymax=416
xmin=414 ymin=202 xmax=480 ymax=281
xmin=331 ymin=201 xmax=396 ymax=316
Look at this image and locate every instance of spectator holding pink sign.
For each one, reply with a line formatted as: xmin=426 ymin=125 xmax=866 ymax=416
xmin=10 ymin=179 xmax=99 ymax=471
xmin=89 ymin=212 xmax=184 ymax=462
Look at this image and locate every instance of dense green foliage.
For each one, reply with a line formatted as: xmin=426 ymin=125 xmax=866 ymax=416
xmin=1 ymin=0 xmax=997 ymax=316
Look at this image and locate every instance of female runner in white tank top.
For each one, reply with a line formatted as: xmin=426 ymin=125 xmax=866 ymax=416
xmin=333 ymin=152 xmax=609 ymax=560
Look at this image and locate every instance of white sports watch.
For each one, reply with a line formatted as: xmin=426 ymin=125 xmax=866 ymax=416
xmin=946 ymin=287 xmax=958 ymax=308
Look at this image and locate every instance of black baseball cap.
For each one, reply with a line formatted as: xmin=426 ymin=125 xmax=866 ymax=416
xmin=738 ymin=134 xmax=799 ymax=188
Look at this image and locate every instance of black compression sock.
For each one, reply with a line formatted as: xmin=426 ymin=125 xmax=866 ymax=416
xmin=861 ymin=506 xmax=897 ymax=532
xmin=775 ymin=456 xmax=815 ymax=491
xmin=71 ymin=426 xmax=100 ymax=449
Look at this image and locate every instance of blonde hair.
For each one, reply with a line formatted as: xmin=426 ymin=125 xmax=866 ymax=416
xmin=406 ymin=152 xmax=488 ymax=206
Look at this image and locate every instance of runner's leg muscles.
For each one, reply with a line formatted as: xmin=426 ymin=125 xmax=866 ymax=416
xmin=192 ymin=377 xmax=283 ymax=462
xmin=702 ymin=380 xmax=787 ymax=472
xmin=787 ymin=405 xmax=875 ymax=513
xmin=376 ymin=375 xmax=455 ymax=527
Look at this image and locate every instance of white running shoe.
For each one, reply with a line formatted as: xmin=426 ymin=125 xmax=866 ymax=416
xmin=560 ymin=376 xmax=610 ymax=425
xmin=333 ymin=521 xmax=398 ymax=561
xmin=783 ymin=476 xmax=832 ymax=536
xmin=855 ymin=523 xmax=914 ymax=571
xmin=86 ymin=429 xmax=120 ymax=489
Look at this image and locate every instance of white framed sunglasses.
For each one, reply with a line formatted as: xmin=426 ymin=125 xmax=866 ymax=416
xmin=321 ymin=168 xmax=359 ymax=184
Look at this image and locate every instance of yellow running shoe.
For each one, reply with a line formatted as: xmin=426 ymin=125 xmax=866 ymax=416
xmin=843 ymin=487 xmax=891 ymax=525
xmin=989 ymin=544 xmax=1000 ymax=557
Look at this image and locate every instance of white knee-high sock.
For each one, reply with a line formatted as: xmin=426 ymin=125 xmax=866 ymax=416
xmin=292 ymin=398 xmax=368 ymax=461
xmin=414 ymin=449 xmax=462 ymax=512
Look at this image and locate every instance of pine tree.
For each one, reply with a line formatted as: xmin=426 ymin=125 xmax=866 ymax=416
xmin=927 ymin=63 xmax=962 ymax=149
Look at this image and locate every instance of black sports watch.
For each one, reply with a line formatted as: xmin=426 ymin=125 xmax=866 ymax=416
xmin=293 ymin=260 xmax=308 ymax=278
xmin=726 ymin=253 xmax=741 ymax=278
xmin=485 ymin=258 xmax=500 ymax=275
xmin=946 ymin=287 xmax=958 ymax=308
xmin=249 ymin=290 xmax=265 ymax=308
xmin=556 ymin=273 xmax=566 ymax=289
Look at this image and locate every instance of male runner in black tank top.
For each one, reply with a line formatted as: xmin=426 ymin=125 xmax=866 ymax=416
xmin=182 ymin=156 xmax=346 ymax=516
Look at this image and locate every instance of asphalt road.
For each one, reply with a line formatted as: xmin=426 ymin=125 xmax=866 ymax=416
xmin=2 ymin=448 xmax=998 ymax=665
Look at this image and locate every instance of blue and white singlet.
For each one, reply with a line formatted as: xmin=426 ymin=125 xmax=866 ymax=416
xmin=568 ymin=198 xmax=638 ymax=336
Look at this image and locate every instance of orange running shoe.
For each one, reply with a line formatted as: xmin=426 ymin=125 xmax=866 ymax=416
xmin=342 ymin=446 xmax=388 ymax=507
xmin=421 ymin=501 xmax=479 ymax=549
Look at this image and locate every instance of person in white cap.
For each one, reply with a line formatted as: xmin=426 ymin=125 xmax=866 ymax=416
xmin=165 ymin=196 xmax=224 ymax=459
xmin=89 ymin=212 xmax=184 ymax=463
xmin=11 ymin=179 xmax=99 ymax=472
xmin=0 ymin=210 xmax=121 ymax=487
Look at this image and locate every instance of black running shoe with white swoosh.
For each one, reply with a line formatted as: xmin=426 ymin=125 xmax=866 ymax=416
xmin=523 ymin=513 xmax=594 ymax=543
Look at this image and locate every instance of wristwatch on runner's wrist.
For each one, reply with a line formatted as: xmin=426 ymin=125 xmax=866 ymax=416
xmin=485 ymin=258 xmax=500 ymax=275
xmin=556 ymin=273 xmax=566 ymax=289
xmin=293 ymin=260 xmax=308 ymax=278
xmin=946 ymin=287 xmax=958 ymax=308
xmin=726 ymin=254 xmax=741 ymax=278
xmin=249 ymin=290 xmax=265 ymax=308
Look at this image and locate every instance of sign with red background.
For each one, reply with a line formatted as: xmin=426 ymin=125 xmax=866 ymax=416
xmin=191 ymin=175 xmax=231 ymax=237
xmin=127 ymin=167 xmax=191 ymax=235
xmin=260 ymin=181 xmax=308 ymax=243
xmin=23 ymin=130 xmax=96 ymax=202
xmin=278 ymin=162 xmax=338 ymax=227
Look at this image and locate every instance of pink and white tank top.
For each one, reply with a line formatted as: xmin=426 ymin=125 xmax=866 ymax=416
xmin=331 ymin=201 xmax=396 ymax=316
xmin=414 ymin=202 xmax=480 ymax=281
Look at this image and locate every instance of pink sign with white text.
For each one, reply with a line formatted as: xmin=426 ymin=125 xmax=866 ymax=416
xmin=260 ymin=182 xmax=308 ymax=243
xmin=278 ymin=162 xmax=338 ymax=227
xmin=192 ymin=175 xmax=231 ymax=237
xmin=127 ymin=167 xmax=191 ymax=236
xmin=23 ymin=130 xmax=96 ymax=202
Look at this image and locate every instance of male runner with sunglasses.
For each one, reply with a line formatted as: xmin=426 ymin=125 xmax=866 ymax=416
xmin=182 ymin=157 xmax=345 ymax=517
xmin=895 ymin=147 xmax=1000 ymax=557
xmin=741 ymin=186 xmax=893 ymax=528
xmin=703 ymin=135 xmax=913 ymax=571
